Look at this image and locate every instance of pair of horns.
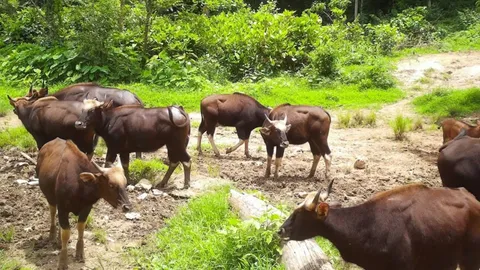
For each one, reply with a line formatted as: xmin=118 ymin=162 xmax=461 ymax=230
xmin=29 ymin=80 xmax=47 ymax=94
xmin=307 ymin=179 xmax=335 ymax=210
xmin=265 ymin=114 xmax=287 ymax=124
xmin=92 ymin=161 xmax=122 ymax=173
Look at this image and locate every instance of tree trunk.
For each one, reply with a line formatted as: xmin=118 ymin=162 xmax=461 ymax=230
xmin=354 ymin=0 xmax=358 ymax=19
xmin=427 ymin=0 xmax=432 ymax=7
xmin=119 ymin=0 xmax=125 ymax=31
xmin=142 ymin=0 xmax=153 ymax=67
xmin=229 ymin=190 xmax=334 ymax=270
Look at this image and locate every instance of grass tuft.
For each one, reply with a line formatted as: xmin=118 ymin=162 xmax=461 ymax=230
xmin=0 ymin=226 xmax=15 ymax=243
xmin=338 ymin=111 xmax=377 ymax=128
xmin=129 ymin=159 xmax=168 ymax=184
xmin=131 ymin=186 xmax=283 ymax=269
xmin=390 ymin=115 xmax=412 ymax=140
xmin=93 ymin=228 xmax=107 ymax=244
xmin=0 ymin=250 xmax=29 ymax=270
xmin=0 ymin=127 xmax=36 ymax=150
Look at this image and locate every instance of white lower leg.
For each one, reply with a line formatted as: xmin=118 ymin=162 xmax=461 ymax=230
xmin=207 ymin=134 xmax=221 ymax=156
xmin=226 ymin=139 xmax=245 ymax=154
xmin=244 ymin=139 xmax=250 ymax=157
xmin=274 ymin=157 xmax=282 ymax=180
xmin=265 ymin=156 xmax=272 ymax=177
xmin=324 ymin=154 xmax=332 ymax=178
xmin=309 ymin=155 xmax=321 ymax=178
xmin=197 ymin=132 xmax=203 ymax=152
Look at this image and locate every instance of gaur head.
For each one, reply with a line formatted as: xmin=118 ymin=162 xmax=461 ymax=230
xmin=7 ymin=92 xmax=39 ymax=115
xmin=279 ymin=179 xmax=335 ymax=241
xmin=75 ymin=99 xmax=113 ymax=130
xmin=79 ymin=162 xmax=131 ymax=212
xmin=260 ymin=114 xmax=291 ymax=148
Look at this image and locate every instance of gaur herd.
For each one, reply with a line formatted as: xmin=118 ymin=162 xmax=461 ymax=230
xmin=6 ymin=83 xmax=480 ymax=270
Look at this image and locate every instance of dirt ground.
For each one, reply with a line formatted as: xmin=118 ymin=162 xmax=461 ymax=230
xmin=0 ymin=52 xmax=478 ymax=270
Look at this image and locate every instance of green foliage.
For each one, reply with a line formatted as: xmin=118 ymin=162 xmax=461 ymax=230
xmin=337 ymin=110 xmax=377 ymax=128
xmin=129 ymin=159 xmax=168 ymax=183
xmin=0 ymin=84 xmax=24 ymax=116
xmin=413 ymin=88 xmax=480 ymax=118
xmin=338 ymin=112 xmax=352 ymax=128
xmin=390 ymin=115 xmax=412 ymax=140
xmin=0 ymin=250 xmax=29 ymax=270
xmin=390 ymin=7 xmax=439 ymax=47
xmin=132 ymin=186 xmax=283 ymax=269
xmin=0 ymin=226 xmax=15 ymax=243
xmin=315 ymin=237 xmax=350 ymax=270
xmin=0 ymin=127 xmax=36 ymax=151
xmin=93 ymin=228 xmax=107 ymax=244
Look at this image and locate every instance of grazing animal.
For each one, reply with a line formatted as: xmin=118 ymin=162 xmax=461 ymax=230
xmin=37 ymin=138 xmax=131 ymax=270
xmin=439 ymin=118 xmax=480 ymax=143
xmin=279 ymin=181 xmax=480 ymax=270
xmin=7 ymin=95 xmax=96 ymax=158
xmin=438 ymin=130 xmax=480 ymax=200
xmin=75 ymin=99 xmax=191 ymax=188
xmin=23 ymin=82 xmax=144 ymax=159
xmin=260 ymin=104 xmax=331 ymax=180
xmin=197 ymin=93 xmax=270 ymax=158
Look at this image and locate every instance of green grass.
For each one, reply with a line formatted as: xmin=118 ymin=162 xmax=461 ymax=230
xmin=0 ymin=226 xmax=15 ymax=243
xmin=390 ymin=115 xmax=412 ymax=141
xmin=413 ymin=88 xmax=480 ymax=117
xmin=129 ymin=159 xmax=168 ymax=184
xmin=93 ymin=228 xmax=107 ymax=244
xmin=131 ymin=186 xmax=283 ymax=270
xmin=0 ymin=250 xmax=30 ymax=270
xmin=94 ymin=137 xmax=107 ymax=157
xmin=316 ymin=238 xmax=351 ymax=270
xmin=0 ymin=85 xmax=24 ymax=116
xmin=0 ymin=126 xmax=36 ymax=150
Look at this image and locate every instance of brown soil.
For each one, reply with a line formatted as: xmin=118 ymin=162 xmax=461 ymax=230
xmin=0 ymin=52 xmax=475 ymax=269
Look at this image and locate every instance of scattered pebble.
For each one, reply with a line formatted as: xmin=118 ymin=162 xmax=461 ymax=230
xmin=125 ymin=212 xmax=141 ymax=220
xmin=135 ymin=179 xmax=152 ymax=191
xmin=15 ymin=179 xmax=28 ymax=185
xmin=152 ymin=189 xmax=167 ymax=197
xmin=137 ymin=193 xmax=148 ymax=200
xmin=354 ymin=157 xmax=367 ymax=170
xmin=126 ymin=185 xmax=135 ymax=192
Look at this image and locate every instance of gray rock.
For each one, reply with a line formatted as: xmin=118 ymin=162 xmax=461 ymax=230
xmin=152 ymin=189 xmax=168 ymax=197
xmin=295 ymin=191 xmax=309 ymax=198
xmin=354 ymin=157 xmax=367 ymax=169
xmin=15 ymin=179 xmax=28 ymax=185
xmin=125 ymin=212 xmax=141 ymax=220
xmin=126 ymin=185 xmax=135 ymax=192
xmin=137 ymin=193 xmax=148 ymax=200
xmin=135 ymin=179 xmax=152 ymax=191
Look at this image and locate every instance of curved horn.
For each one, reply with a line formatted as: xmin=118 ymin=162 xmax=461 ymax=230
xmin=92 ymin=161 xmax=107 ymax=173
xmin=265 ymin=114 xmax=274 ymax=124
xmin=305 ymin=189 xmax=322 ymax=211
xmin=29 ymin=84 xmax=33 ymax=95
xmin=42 ymin=79 xmax=45 ymax=88
xmin=320 ymin=179 xmax=335 ymax=201
xmin=7 ymin=95 xmax=13 ymax=102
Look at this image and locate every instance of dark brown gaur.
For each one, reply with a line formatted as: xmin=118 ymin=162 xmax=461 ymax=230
xmin=260 ymin=104 xmax=332 ymax=180
xmin=37 ymin=138 xmax=131 ymax=270
xmin=7 ymin=94 xmax=96 ymax=158
xmin=74 ymin=99 xmax=191 ymax=188
xmin=22 ymin=82 xmax=145 ymax=159
xmin=438 ymin=129 xmax=480 ymax=200
xmin=197 ymin=92 xmax=270 ymax=158
xmin=279 ymin=181 xmax=480 ymax=270
xmin=439 ymin=118 xmax=480 ymax=144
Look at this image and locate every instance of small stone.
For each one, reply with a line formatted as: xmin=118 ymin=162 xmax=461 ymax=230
xmin=1 ymin=205 xmax=14 ymax=217
xmin=28 ymin=180 xmax=39 ymax=186
xmin=14 ymin=162 xmax=29 ymax=168
xmin=137 ymin=193 xmax=148 ymax=200
xmin=354 ymin=157 xmax=367 ymax=169
xmin=152 ymin=189 xmax=165 ymax=196
xmin=126 ymin=185 xmax=135 ymax=192
xmin=0 ymin=200 xmax=6 ymax=206
xmin=15 ymin=179 xmax=28 ymax=185
xmin=295 ymin=191 xmax=309 ymax=198
xmin=125 ymin=212 xmax=141 ymax=220
xmin=135 ymin=179 xmax=152 ymax=191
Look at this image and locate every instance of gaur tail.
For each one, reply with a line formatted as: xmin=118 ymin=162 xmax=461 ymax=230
xmin=439 ymin=128 xmax=467 ymax=152
xmin=168 ymin=106 xmax=189 ymax=128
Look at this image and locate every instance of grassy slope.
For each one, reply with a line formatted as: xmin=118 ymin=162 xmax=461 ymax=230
xmin=413 ymin=88 xmax=480 ymax=117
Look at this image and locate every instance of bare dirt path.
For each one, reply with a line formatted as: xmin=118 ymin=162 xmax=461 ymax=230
xmin=0 ymin=51 xmax=478 ymax=269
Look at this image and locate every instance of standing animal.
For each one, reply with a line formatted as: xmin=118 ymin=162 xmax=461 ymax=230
xmin=74 ymin=99 xmax=191 ymax=188
xmin=439 ymin=118 xmax=480 ymax=143
xmin=37 ymin=138 xmax=131 ymax=270
xmin=7 ymin=95 xmax=96 ymax=158
xmin=438 ymin=130 xmax=480 ymax=200
xmin=23 ymin=82 xmax=144 ymax=159
xmin=197 ymin=92 xmax=270 ymax=158
xmin=260 ymin=104 xmax=331 ymax=180
xmin=279 ymin=181 xmax=480 ymax=270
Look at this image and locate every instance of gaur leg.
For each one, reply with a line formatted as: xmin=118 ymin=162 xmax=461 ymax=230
xmin=308 ymin=141 xmax=321 ymax=178
xmin=75 ymin=206 xmax=92 ymax=263
xmin=157 ymin=161 xmax=179 ymax=188
xmin=181 ymin=160 xmax=191 ymax=189
xmin=197 ymin=119 xmax=207 ymax=154
xmin=136 ymin=152 xmax=142 ymax=159
xmin=104 ymin=149 xmax=117 ymax=168
xmin=205 ymin=120 xmax=220 ymax=157
xmin=226 ymin=127 xmax=252 ymax=158
xmin=49 ymin=205 xmax=57 ymax=242
xmin=265 ymin=143 xmax=274 ymax=178
xmin=460 ymin=245 xmax=480 ymax=270
xmin=57 ymin=209 xmax=70 ymax=270
xmin=274 ymin=147 xmax=286 ymax=181
xmin=320 ymin=132 xmax=332 ymax=179
xmin=119 ymin=153 xmax=131 ymax=184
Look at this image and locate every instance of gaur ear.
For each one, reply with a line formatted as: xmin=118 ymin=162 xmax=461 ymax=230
xmin=316 ymin=202 xmax=329 ymax=219
xmin=285 ymin=124 xmax=291 ymax=132
xmin=260 ymin=127 xmax=271 ymax=136
xmin=79 ymin=172 xmax=102 ymax=183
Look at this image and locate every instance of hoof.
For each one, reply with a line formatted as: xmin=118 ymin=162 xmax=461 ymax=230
xmin=57 ymin=263 xmax=68 ymax=270
xmin=75 ymin=255 xmax=85 ymax=263
xmin=182 ymin=184 xmax=190 ymax=190
xmin=225 ymin=148 xmax=232 ymax=154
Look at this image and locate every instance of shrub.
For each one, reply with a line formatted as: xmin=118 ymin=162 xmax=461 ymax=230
xmin=390 ymin=115 xmax=411 ymax=140
xmin=0 ymin=127 xmax=36 ymax=151
xmin=390 ymin=7 xmax=438 ymax=47
xmin=338 ymin=112 xmax=351 ymax=128
xmin=129 ymin=159 xmax=168 ymax=184
xmin=351 ymin=111 xmax=365 ymax=127
xmin=364 ymin=111 xmax=377 ymax=127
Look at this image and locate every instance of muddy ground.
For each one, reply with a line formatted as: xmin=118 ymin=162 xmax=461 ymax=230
xmin=0 ymin=52 xmax=479 ymax=269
